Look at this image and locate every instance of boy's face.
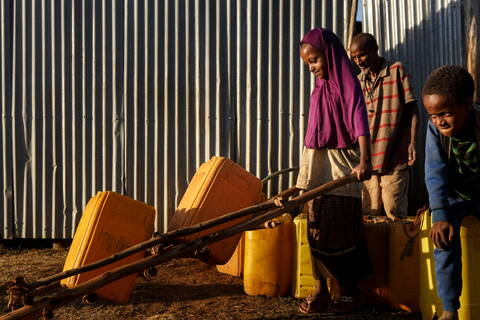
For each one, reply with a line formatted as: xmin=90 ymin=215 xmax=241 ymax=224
xmin=423 ymin=94 xmax=472 ymax=137
xmin=349 ymin=41 xmax=378 ymax=72
xmin=300 ymin=44 xmax=327 ymax=79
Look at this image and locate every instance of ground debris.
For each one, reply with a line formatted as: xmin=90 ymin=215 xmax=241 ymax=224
xmin=0 ymin=248 xmax=420 ymax=320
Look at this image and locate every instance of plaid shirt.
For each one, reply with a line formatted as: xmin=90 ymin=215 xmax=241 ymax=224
xmin=358 ymin=59 xmax=416 ymax=173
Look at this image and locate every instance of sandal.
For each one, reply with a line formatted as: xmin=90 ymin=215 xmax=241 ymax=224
xmin=298 ymin=294 xmax=331 ymax=314
xmin=330 ymin=295 xmax=365 ymax=314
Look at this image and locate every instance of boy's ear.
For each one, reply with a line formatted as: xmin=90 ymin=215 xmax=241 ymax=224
xmin=367 ymin=45 xmax=379 ymax=57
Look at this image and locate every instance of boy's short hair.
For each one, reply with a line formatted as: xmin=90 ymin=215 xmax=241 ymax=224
xmin=422 ymin=65 xmax=474 ymax=105
xmin=351 ymin=33 xmax=378 ymax=51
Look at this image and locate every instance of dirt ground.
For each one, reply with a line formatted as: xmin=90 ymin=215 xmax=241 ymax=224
xmin=0 ymin=243 xmax=421 ymax=320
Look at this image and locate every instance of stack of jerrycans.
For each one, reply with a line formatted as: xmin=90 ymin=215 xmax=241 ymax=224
xmin=291 ymin=212 xmax=419 ymax=313
xmin=61 ymin=191 xmax=156 ymax=303
xmin=169 ymin=157 xmax=263 ymax=265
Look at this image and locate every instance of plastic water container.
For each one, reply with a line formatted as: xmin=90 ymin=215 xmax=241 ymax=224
xmin=419 ymin=211 xmax=443 ymax=319
xmin=169 ymin=157 xmax=262 ymax=265
xmin=420 ymin=212 xmax=480 ymax=320
xmin=216 ymin=233 xmax=245 ymax=277
xmin=290 ymin=213 xmax=355 ymax=299
xmin=359 ymin=219 xmax=389 ymax=305
xmin=62 ymin=191 xmax=156 ymax=303
xmin=291 ymin=213 xmax=419 ymax=311
xmin=458 ymin=216 xmax=480 ymax=319
xmin=291 ymin=213 xmax=315 ymax=298
xmin=387 ymin=219 xmax=419 ymax=312
xmin=243 ymin=214 xmax=293 ymax=296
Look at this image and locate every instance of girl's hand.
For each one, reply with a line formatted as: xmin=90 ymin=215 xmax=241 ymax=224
xmin=355 ymin=135 xmax=372 ymax=181
xmin=352 ymin=161 xmax=372 ymax=182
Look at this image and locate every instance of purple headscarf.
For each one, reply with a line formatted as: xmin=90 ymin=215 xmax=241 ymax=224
xmin=301 ymin=28 xmax=369 ymax=149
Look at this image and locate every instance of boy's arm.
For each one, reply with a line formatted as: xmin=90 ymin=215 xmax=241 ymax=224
xmin=425 ymin=121 xmax=455 ymax=248
xmin=406 ymin=101 xmax=418 ymax=165
xmin=397 ymin=62 xmax=418 ymax=165
xmin=425 ymin=120 xmax=450 ymax=223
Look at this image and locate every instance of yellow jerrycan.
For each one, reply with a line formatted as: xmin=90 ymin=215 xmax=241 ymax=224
xmin=458 ymin=215 xmax=480 ymax=319
xmin=290 ymin=213 xmax=344 ymax=299
xmin=419 ymin=210 xmax=443 ymax=319
xmin=291 ymin=213 xmax=315 ymax=298
xmin=420 ymin=211 xmax=480 ymax=320
xmin=244 ymin=214 xmax=293 ymax=296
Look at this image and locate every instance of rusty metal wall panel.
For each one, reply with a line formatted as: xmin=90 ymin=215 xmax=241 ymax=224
xmin=1 ymin=0 xmax=350 ymax=239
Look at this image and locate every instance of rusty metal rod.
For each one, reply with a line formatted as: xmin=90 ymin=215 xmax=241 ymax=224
xmin=1 ymin=175 xmax=356 ymax=320
xmin=25 ymin=186 xmax=299 ymax=291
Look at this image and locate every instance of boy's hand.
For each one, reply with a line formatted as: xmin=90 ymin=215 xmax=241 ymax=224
xmin=429 ymin=221 xmax=454 ymax=249
xmin=408 ymin=142 xmax=416 ymax=166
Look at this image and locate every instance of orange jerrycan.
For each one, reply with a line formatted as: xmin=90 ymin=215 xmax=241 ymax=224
xmin=61 ymin=191 xmax=156 ymax=303
xmin=359 ymin=218 xmax=390 ymax=305
xmin=291 ymin=213 xmax=316 ymax=298
xmin=244 ymin=214 xmax=293 ymax=296
xmin=169 ymin=157 xmax=262 ymax=265
xmin=387 ymin=219 xmax=419 ymax=312
xmin=420 ymin=212 xmax=480 ymax=320
xmin=216 ymin=233 xmax=245 ymax=277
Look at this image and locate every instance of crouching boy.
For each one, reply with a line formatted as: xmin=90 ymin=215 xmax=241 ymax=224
xmin=422 ymin=65 xmax=480 ymax=320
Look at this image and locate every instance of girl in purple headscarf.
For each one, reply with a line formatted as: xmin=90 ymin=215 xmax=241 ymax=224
xmin=296 ymin=28 xmax=372 ymax=314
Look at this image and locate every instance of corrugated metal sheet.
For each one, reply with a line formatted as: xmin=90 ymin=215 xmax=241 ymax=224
xmin=363 ymin=0 xmax=465 ymax=94
xmin=1 ymin=0 xmax=352 ymax=239
xmin=361 ymin=0 xmax=466 ymax=211
xmin=1 ymin=0 xmax=14 ymax=240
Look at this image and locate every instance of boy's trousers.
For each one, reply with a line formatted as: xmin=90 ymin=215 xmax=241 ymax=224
xmin=362 ymin=169 xmax=409 ymax=219
xmin=434 ymin=199 xmax=480 ymax=311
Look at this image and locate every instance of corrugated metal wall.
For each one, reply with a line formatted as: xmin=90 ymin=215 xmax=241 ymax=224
xmin=362 ymin=0 xmax=465 ymax=96
xmin=362 ymin=0 xmax=467 ymax=211
xmin=1 ymin=0 xmax=353 ymax=239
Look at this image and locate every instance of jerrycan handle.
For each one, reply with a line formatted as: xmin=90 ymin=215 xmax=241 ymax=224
xmin=399 ymin=206 xmax=430 ymax=260
xmin=246 ymin=220 xmax=283 ymax=231
xmin=247 ymin=214 xmax=292 ymax=230
xmin=407 ymin=206 xmax=430 ymax=238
